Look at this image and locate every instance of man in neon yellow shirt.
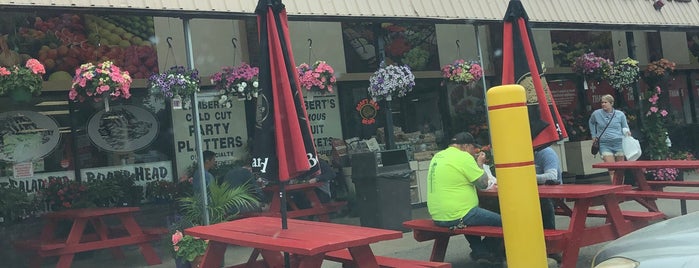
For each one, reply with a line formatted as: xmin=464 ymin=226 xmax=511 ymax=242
xmin=427 ymin=132 xmax=503 ymax=265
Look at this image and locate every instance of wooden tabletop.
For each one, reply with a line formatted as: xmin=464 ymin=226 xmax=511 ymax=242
xmin=43 ymin=207 xmax=140 ymax=219
xmin=263 ymin=182 xmax=323 ymax=192
xmin=479 ymin=184 xmax=632 ymax=199
xmin=593 ymin=160 xmax=699 ymax=169
xmin=185 ymin=216 xmax=402 ymax=256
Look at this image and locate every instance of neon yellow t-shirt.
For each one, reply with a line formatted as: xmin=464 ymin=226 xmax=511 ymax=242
xmin=427 ymin=146 xmax=485 ymax=221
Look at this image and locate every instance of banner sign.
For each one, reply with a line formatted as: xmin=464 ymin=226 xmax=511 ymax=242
xmin=303 ymin=91 xmax=343 ymax=156
xmin=0 ymin=170 xmax=75 ymax=195
xmin=79 ymin=161 xmax=172 ymax=186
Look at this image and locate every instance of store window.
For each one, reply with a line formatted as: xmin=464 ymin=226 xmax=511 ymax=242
xmin=687 ymin=31 xmax=699 ymax=64
xmin=550 ymin=30 xmax=613 ymax=67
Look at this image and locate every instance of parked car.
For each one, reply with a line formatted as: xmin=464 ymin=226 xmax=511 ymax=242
xmin=592 ymin=211 xmax=699 ymax=268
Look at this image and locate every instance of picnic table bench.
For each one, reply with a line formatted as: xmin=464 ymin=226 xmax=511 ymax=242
xmin=324 ymin=248 xmax=452 ymax=268
xmin=403 ymin=219 xmax=570 ymax=262
xmin=593 ymin=160 xmax=699 ymax=214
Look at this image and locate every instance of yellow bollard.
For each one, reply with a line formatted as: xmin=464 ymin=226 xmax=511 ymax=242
xmin=487 ymin=85 xmax=547 ymax=267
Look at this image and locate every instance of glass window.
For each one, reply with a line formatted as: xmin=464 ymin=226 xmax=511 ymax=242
xmin=550 ymin=30 xmax=613 ymax=67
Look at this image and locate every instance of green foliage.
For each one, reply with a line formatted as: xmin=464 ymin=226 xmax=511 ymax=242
xmin=178 ymin=181 xmax=259 ymax=225
xmin=84 ymin=179 xmax=124 ymax=207
xmin=145 ymin=180 xmax=177 ymax=201
xmin=171 ymin=230 xmax=208 ymax=262
xmin=0 ymin=186 xmax=35 ymax=223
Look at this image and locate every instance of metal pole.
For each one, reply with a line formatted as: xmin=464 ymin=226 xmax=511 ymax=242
xmin=183 ymin=18 xmax=210 ymax=226
xmin=475 ymin=24 xmax=492 ymax=144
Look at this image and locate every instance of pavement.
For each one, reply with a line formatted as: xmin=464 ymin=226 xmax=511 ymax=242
xmin=35 ymin=173 xmax=699 ymax=268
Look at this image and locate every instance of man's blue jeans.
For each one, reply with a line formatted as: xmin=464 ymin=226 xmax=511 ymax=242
xmin=433 ymin=207 xmax=503 ymax=257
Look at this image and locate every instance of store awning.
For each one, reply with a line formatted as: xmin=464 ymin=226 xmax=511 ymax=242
xmin=2 ymin=0 xmax=699 ymax=30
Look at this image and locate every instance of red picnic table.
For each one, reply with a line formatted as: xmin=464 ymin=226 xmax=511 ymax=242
xmin=185 ymin=216 xmax=402 ymax=268
xmin=593 ymin=160 xmax=699 ymax=215
xmin=13 ymin=207 xmax=165 ymax=268
xmin=480 ymin=184 xmax=638 ymax=268
xmin=249 ymin=182 xmax=346 ymax=222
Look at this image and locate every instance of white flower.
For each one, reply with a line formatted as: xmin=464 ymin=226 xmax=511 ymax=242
xmin=237 ymin=85 xmax=244 ymax=92
xmin=219 ymin=95 xmax=228 ymax=102
xmin=241 ymin=81 xmax=247 ymax=88
xmin=225 ymin=102 xmax=232 ymax=108
xmin=253 ymin=91 xmax=258 ymax=98
xmin=253 ymin=81 xmax=259 ymax=88
xmin=218 ymin=89 xmax=226 ymax=95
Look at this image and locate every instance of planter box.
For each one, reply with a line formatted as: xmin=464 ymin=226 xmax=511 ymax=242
xmin=564 ymin=140 xmax=607 ymax=177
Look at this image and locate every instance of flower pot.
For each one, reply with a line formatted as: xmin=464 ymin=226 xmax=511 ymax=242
xmin=8 ymin=88 xmax=33 ymax=103
xmin=564 ymin=140 xmax=607 ymax=177
xmin=175 ymin=257 xmax=191 ymax=268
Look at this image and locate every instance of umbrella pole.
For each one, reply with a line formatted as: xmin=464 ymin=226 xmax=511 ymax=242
xmin=280 ymin=182 xmax=290 ymax=267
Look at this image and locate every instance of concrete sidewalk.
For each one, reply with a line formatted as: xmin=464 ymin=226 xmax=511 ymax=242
xmin=42 ymin=173 xmax=699 ymax=268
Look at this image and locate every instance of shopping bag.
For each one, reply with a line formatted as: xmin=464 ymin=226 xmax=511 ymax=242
xmin=622 ymin=135 xmax=642 ymax=161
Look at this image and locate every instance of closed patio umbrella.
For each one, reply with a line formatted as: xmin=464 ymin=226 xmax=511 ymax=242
xmin=501 ymin=0 xmax=568 ymax=148
xmin=252 ymin=0 xmax=320 ymax=231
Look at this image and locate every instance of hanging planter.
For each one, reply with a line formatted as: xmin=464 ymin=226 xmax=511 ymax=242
xmin=0 ymin=58 xmax=46 ymax=103
xmin=147 ymin=66 xmax=201 ymax=110
xmin=367 ymin=61 xmax=415 ymax=101
xmin=608 ymin=57 xmax=640 ymax=92
xmin=296 ymin=60 xmax=336 ymax=94
xmin=210 ymin=63 xmax=260 ymax=108
xmin=440 ymin=59 xmax=483 ymax=88
xmin=68 ymin=61 xmax=132 ymax=111
xmin=572 ymin=52 xmax=612 ymax=90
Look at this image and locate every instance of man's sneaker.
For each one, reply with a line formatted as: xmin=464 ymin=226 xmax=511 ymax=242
xmin=470 ymin=252 xmax=503 ymax=266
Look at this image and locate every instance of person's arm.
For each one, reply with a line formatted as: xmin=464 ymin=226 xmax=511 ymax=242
xmin=536 ymin=169 xmax=559 ymax=185
xmin=619 ymin=112 xmax=630 ymax=135
xmin=473 ymin=151 xmax=490 ymax=190
xmin=589 ymin=110 xmax=598 ymax=138
xmin=535 ymin=149 xmax=561 ymax=185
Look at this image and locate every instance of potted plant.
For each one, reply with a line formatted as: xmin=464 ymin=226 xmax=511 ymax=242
xmin=210 ymin=63 xmax=260 ymax=107
xmin=0 ymin=186 xmax=36 ymax=224
xmin=146 ymin=179 xmax=177 ymax=203
xmin=572 ymin=52 xmax=612 ymax=89
xmin=296 ymin=60 xmax=336 ymax=93
xmin=367 ymin=61 xmax=415 ymax=101
xmin=642 ymin=86 xmax=670 ymax=161
xmin=173 ymin=182 xmax=259 ymax=267
xmin=148 ymin=66 xmax=200 ymax=109
xmin=68 ymin=60 xmax=132 ymax=111
xmin=440 ymin=59 xmax=483 ymax=87
xmin=608 ymin=57 xmax=640 ymax=92
xmin=643 ymin=58 xmax=675 ymax=86
xmin=39 ymin=177 xmax=90 ymax=211
xmin=0 ymin=58 xmax=45 ymax=102
xmin=171 ymin=230 xmax=208 ymax=268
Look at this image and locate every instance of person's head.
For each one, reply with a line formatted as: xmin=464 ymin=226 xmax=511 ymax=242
xmin=601 ymin=94 xmax=614 ymax=110
xmin=449 ymin=132 xmax=480 ymax=155
xmin=203 ymin=150 xmax=216 ymax=170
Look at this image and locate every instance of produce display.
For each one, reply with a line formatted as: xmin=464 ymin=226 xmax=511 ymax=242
xmin=4 ymin=13 xmax=159 ymax=80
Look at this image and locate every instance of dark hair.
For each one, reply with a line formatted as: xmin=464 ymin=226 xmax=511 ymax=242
xmin=203 ymin=150 xmax=216 ymax=161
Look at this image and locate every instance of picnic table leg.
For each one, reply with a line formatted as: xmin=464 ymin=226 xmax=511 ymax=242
xmin=560 ymin=198 xmax=591 ymax=268
xmin=430 ymin=234 xmax=451 ymax=262
xmin=55 ymin=218 xmax=87 ymax=268
xmin=611 ymin=169 xmax=625 ymax=185
xmin=118 ymin=214 xmax=162 ymax=265
xmin=258 ymin=249 xmax=285 ymax=267
xmin=91 ymin=218 xmax=126 ymax=259
xmin=601 ymin=195 xmax=633 ymax=237
xmin=681 ymin=200 xmax=688 ymax=215
xmin=200 ymin=241 xmax=227 ymax=268
xmin=295 ymin=254 xmax=325 ymax=268
xmin=347 ymin=245 xmax=380 ymax=268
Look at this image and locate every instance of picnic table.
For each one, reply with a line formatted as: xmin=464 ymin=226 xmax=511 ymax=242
xmin=405 ymin=184 xmax=653 ymax=268
xmin=185 ymin=216 xmax=403 ymax=268
xmin=593 ymin=160 xmax=699 ymax=215
xmin=13 ymin=207 xmax=166 ymax=268
xmin=248 ymin=182 xmax=346 ymax=222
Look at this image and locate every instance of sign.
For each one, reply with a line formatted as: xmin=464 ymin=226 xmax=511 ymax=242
xmin=171 ymin=94 xmax=248 ymax=177
xmin=356 ymin=98 xmax=379 ymax=125
xmin=303 ymin=91 xmax=343 ymax=156
xmin=0 ymin=170 xmax=74 ymax=195
xmin=80 ymin=161 xmax=172 ymax=187
xmin=87 ymin=105 xmax=159 ymax=152
xmin=12 ymin=162 xmax=34 ymax=178
xmin=547 ymin=79 xmax=578 ymax=114
xmin=0 ymin=110 xmax=61 ymax=163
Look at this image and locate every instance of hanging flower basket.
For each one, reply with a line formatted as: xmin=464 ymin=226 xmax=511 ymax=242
xmin=440 ymin=59 xmax=483 ymax=87
xmin=643 ymin=58 xmax=675 ymax=86
xmin=367 ymin=61 xmax=415 ymax=101
xmin=608 ymin=57 xmax=640 ymax=92
xmin=148 ymin=66 xmax=200 ymax=109
xmin=296 ymin=61 xmax=336 ymax=93
xmin=0 ymin=58 xmax=46 ymax=102
xmin=572 ymin=52 xmax=612 ymax=88
xmin=68 ymin=61 xmax=132 ymax=110
xmin=210 ymin=63 xmax=259 ymax=107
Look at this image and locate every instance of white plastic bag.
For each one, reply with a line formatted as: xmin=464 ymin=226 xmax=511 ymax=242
xmin=622 ymin=135 xmax=642 ymax=161
xmin=482 ymin=164 xmax=497 ymax=190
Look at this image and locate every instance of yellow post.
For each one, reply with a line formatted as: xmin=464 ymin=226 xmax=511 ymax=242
xmin=486 ymin=85 xmax=547 ymax=267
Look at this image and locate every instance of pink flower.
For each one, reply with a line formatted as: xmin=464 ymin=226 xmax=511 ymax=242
xmin=650 ymin=106 xmax=658 ymax=113
xmin=25 ymin=58 xmax=46 ymax=75
xmin=660 ymin=110 xmax=668 ymax=117
xmin=0 ymin=67 xmax=10 ymax=76
xmin=172 ymin=230 xmax=183 ymax=245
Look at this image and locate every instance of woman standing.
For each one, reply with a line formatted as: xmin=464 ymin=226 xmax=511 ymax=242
xmin=589 ymin=94 xmax=631 ymax=182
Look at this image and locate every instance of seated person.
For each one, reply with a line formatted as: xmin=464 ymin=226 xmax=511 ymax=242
xmin=291 ymin=158 xmax=336 ymax=209
xmin=427 ymin=132 xmax=504 ymax=265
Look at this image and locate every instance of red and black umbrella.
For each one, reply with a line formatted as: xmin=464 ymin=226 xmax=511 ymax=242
xmin=252 ymin=0 xmax=320 ymax=229
xmin=501 ymin=0 xmax=568 ymax=149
